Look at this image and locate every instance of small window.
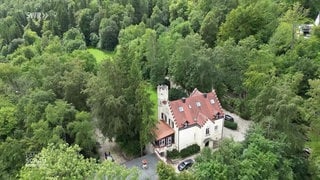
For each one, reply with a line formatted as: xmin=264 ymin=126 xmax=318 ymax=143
xmin=159 ymin=139 xmax=166 ymax=147
xmin=178 ymin=106 xmax=184 ymax=112
xmin=161 ymin=113 xmax=164 ymax=119
xmin=210 ymin=99 xmax=215 ymax=104
xmin=171 ymin=121 xmax=174 ymax=128
xmin=196 ymin=102 xmax=201 ymax=107
xmin=206 ymin=128 xmax=210 ymax=135
xmin=167 ymin=136 xmax=172 ymax=145
xmin=215 ymin=125 xmax=218 ymax=130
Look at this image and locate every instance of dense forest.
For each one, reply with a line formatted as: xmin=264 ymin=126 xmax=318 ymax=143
xmin=0 ymin=0 xmax=320 ymax=179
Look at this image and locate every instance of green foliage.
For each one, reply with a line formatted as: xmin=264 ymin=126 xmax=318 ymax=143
xmin=157 ymin=161 xmax=177 ymax=180
xmin=76 ymin=8 xmax=94 ymax=45
xmin=180 ymin=144 xmax=200 ymax=158
xmin=167 ymin=149 xmax=180 ymax=159
xmin=146 ymin=84 xmax=158 ymax=120
xmin=62 ymin=28 xmax=86 ymax=52
xmin=136 ymin=82 xmax=157 ymax=155
xmin=169 ymin=0 xmax=188 ymax=22
xmin=224 ymin=121 xmax=238 ymax=130
xmin=87 ymin=48 xmax=114 ymax=63
xmin=60 ymin=61 xmax=91 ymax=111
xmin=0 ymin=0 xmax=319 ymax=178
xmin=87 ymin=45 xmax=156 ymax=156
xmin=194 ymin=126 xmax=294 ymax=179
xmin=67 ymin=111 xmax=96 ymax=157
xmin=99 ymin=18 xmax=119 ymax=51
xmin=19 ymin=143 xmax=138 ymax=179
xmin=214 ymin=37 xmax=256 ymax=96
xmin=169 ymin=34 xmax=218 ymax=92
xmin=0 ymin=137 xmax=27 ymax=179
xmin=157 ymin=160 xmax=195 ymax=180
xmin=96 ymin=161 xmax=139 ymax=180
xmin=23 ymin=29 xmax=40 ymax=45
xmin=167 ymin=144 xmax=200 ymax=159
xmin=198 ymin=0 xmax=237 ymax=46
xmin=0 ymin=106 xmax=17 ymax=138
xmin=306 ymin=79 xmax=320 ymax=178
xmin=169 ymin=88 xmax=187 ymax=101
xmin=218 ymin=0 xmax=281 ymax=43
xmin=250 ymin=73 xmax=307 ymax=152
xmin=20 ymin=143 xmax=92 ymax=179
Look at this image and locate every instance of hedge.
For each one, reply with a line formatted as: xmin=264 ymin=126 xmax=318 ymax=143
xmin=180 ymin=144 xmax=200 ymax=158
xmin=167 ymin=149 xmax=180 ymax=159
xmin=167 ymin=144 xmax=200 ymax=159
xmin=224 ymin=120 xmax=238 ymax=130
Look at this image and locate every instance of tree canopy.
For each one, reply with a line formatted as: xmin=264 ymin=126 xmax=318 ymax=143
xmin=0 ymin=0 xmax=320 ymax=178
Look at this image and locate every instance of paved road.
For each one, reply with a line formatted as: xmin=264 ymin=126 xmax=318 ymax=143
xmin=222 ymin=109 xmax=252 ymax=141
xmin=125 ymin=153 xmax=159 ymax=180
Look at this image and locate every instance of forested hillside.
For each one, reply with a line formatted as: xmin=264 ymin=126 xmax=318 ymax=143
xmin=0 ymin=0 xmax=320 ymax=179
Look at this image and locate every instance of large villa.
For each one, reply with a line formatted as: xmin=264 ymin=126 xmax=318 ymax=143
xmin=153 ymin=85 xmax=224 ymax=157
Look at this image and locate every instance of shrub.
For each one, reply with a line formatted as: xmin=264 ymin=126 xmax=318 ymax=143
xmin=224 ymin=121 xmax=238 ymax=130
xmin=167 ymin=144 xmax=201 ymax=159
xmin=180 ymin=144 xmax=200 ymax=158
xmin=167 ymin=149 xmax=180 ymax=159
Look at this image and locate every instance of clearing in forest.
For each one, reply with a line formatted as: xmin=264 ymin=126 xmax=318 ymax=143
xmin=87 ymin=48 xmax=114 ymax=63
xmin=146 ymin=84 xmax=158 ymax=120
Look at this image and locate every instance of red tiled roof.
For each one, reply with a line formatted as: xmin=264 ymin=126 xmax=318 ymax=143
xmin=154 ymin=120 xmax=174 ymax=140
xmin=169 ymin=89 xmax=224 ymax=128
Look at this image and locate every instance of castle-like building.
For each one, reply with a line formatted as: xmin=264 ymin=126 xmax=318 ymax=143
xmin=153 ymin=85 xmax=224 ymax=156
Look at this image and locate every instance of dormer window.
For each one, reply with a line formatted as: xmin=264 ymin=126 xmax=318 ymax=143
xmin=196 ymin=102 xmax=201 ymax=107
xmin=178 ymin=106 xmax=184 ymax=112
xmin=210 ymin=99 xmax=215 ymax=104
xmin=183 ymin=121 xmax=189 ymax=128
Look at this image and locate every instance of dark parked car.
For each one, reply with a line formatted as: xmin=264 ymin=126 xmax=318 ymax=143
xmin=224 ymin=114 xmax=234 ymax=122
xmin=178 ymin=159 xmax=194 ymax=171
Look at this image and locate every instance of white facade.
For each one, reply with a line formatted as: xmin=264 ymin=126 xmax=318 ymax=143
xmin=177 ymin=118 xmax=224 ymax=151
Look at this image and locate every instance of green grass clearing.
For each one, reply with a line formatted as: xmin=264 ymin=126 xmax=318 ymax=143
xmin=87 ymin=48 xmax=114 ymax=63
xmin=146 ymin=84 xmax=158 ymax=120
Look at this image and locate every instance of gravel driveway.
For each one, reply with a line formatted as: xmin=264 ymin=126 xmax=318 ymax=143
xmin=222 ymin=109 xmax=252 ymax=142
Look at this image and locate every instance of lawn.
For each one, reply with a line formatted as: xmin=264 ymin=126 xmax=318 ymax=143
xmin=87 ymin=48 xmax=114 ymax=63
xmin=146 ymin=84 xmax=158 ymax=120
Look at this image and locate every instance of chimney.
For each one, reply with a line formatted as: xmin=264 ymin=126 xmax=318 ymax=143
xmin=181 ymin=97 xmax=186 ymax=103
xmin=203 ymin=93 xmax=207 ymax=98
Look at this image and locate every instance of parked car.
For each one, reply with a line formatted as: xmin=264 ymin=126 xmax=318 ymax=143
xmin=224 ymin=114 xmax=234 ymax=122
xmin=178 ymin=159 xmax=194 ymax=171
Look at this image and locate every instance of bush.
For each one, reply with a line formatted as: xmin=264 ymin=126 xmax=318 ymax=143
xmin=224 ymin=121 xmax=238 ymax=130
xmin=180 ymin=144 xmax=200 ymax=158
xmin=167 ymin=144 xmax=200 ymax=159
xmin=167 ymin=149 xmax=180 ymax=159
